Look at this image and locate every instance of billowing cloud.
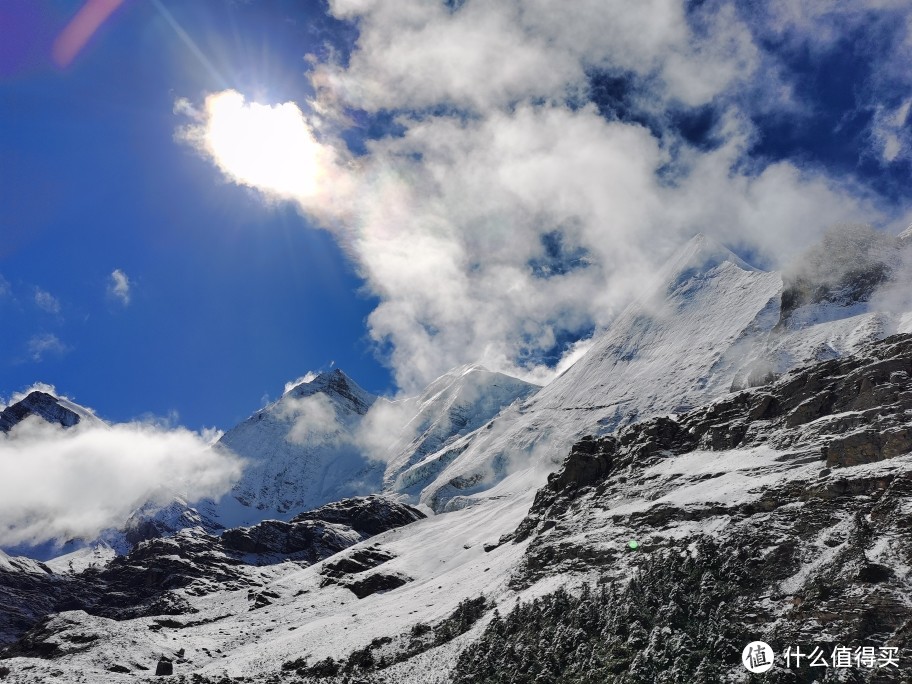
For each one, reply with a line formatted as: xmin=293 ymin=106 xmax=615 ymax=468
xmin=107 ymin=268 xmax=131 ymax=305
xmin=318 ymin=0 xmax=760 ymax=112
xmin=178 ymin=0 xmax=906 ymax=392
xmin=34 ymin=288 xmax=60 ymax=314
xmin=0 ymin=417 xmax=243 ymax=547
xmin=27 ymin=333 xmax=68 ymax=362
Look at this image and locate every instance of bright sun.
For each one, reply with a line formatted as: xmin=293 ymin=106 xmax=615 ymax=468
xmin=202 ymin=90 xmax=322 ymax=200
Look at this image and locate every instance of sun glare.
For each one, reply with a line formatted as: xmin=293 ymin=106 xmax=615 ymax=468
xmin=202 ymin=90 xmax=322 ymax=200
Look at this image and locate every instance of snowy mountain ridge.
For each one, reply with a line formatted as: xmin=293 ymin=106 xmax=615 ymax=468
xmin=4 ymin=332 xmax=912 ymax=682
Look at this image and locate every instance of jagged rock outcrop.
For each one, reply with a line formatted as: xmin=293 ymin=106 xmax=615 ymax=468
xmin=521 ymin=333 xmax=912 ymax=536
xmin=290 ymin=495 xmax=425 ymax=536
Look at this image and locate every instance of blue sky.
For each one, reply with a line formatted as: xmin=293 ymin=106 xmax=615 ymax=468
xmin=2 ymin=0 xmax=911 ymax=430
xmin=1 ymin=0 xmax=389 ymax=428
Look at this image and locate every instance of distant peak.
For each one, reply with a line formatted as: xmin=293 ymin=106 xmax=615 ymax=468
xmin=662 ymin=233 xmax=758 ymax=280
xmin=0 ymin=390 xmax=93 ymax=433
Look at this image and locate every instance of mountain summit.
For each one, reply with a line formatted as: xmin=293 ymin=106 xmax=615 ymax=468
xmin=216 ymin=370 xmax=381 ymax=523
xmin=0 ymin=390 xmax=101 ymax=433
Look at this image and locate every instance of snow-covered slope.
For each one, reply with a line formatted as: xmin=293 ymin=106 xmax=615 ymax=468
xmin=375 ymin=364 xmax=540 ymax=487
xmin=6 ymin=234 xmax=912 ymax=682
xmin=391 ymin=232 xmax=912 ymax=513
xmin=6 ymin=334 xmax=912 ymax=682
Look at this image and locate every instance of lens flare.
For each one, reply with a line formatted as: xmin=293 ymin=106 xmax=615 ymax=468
xmin=201 ymin=90 xmax=322 ymax=200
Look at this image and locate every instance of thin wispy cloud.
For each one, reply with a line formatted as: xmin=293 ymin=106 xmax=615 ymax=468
xmin=179 ymin=0 xmax=908 ymax=392
xmin=871 ymin=99 xmax=911 ymax=164
xmin=107 ymin=268 xmax=131 ymax=306
xmin=34 ymin=288 xmax=60 ymax=314
xmin=27 ymin=333 xmax=68 ymax=362
xmin=283 ymin=371 xmax=318 ymax=395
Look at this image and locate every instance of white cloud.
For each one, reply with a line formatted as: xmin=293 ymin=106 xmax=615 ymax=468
xmin=273 ymin=393 xmax=344 ymax=445
xmin=0 ymin=417 xmax=243 ymax=547
xmin=179 ymin=0 xmax=899 ymax=392
xmin=353 ymin=397 xmax=418 ymax=464
xmin=34 ymin=288 xmax=60 ymax=314
xmin=0 ymin=274 xmax=10 ymax=299
xmin=27 ymin=333 xmax=68 ymax=362
xmin=319 ymin=0 xmax=760 ymax=112
xmin=107 ymin=268 xmax=131 ymax=305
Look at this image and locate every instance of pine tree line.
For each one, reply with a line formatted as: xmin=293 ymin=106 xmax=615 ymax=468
xmin=453 ymin=540 xmax=753 ymax=683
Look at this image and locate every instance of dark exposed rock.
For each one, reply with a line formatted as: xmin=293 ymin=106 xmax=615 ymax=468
xmin=0 ymin=558 xmax=71 ymax=646
xmin=776 ymin=225 xmax=900 ymax=330
xmin=520 ymin=335 xmax=912 ymax=543
xmin=506 ymin=334 xmax=912 ymax=680
xmin=220 ymin=519 xmax=357 ymax=563
xmin=343 ymin=572 xmax=412 ymax=599
xmin=320 ymin=546 xmax=395 ymax=580
xmin=154 ymin=656 xmax=173 ymax=676
xmin=0 ymin=392 xmax=85 ymax=433
xmin=291 ymin=495 xmax=425 ymax=536
xmin=0 ymin=614 xmax=100 ymax=660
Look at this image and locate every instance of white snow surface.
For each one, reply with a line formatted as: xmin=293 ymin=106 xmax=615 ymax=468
xmin=10 ymin=447 xmax=912 ymax=683
xmin=0 ymin=549 xmax=49 ymax=575
xmin=44 ymin=542 xmax=116 ymax=574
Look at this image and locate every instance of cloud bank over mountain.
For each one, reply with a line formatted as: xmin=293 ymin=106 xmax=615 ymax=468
xmin=0 ymin=415 xmax=242 ymax=547
xmin=179 ymin=0 xmax=910 ymax=392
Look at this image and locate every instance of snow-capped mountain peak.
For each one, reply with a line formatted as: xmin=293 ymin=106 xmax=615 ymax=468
xmin=213 ymin=362 xmax=539 ymax=523
xmin=215 ymin=369 xmax=381 ymax=523
xmin=655 ymin=231 xmax=758 ymax=297
xmin=281 ymin=368 xmax=376 ymax=414
xmin=392 ymin=233 xmax=782 ymax=512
